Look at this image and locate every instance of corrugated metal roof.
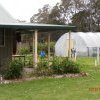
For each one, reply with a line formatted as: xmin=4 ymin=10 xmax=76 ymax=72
xmin=0 ymin=22 xmax=76 ymax=31
xmin=0 ymin=4 xmax=16 ymax=23
xmin=0 ymin=5 xmax=76 ymax=32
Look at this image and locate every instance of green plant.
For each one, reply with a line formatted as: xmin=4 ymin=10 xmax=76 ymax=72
xmin=0 ymin=57 xmax=100 ymax=100
xmin=51 ymin=57 xmax=80 ymax=74
xmin=38 ymin=42 xmax=55 ymax=54
xmin=18 ymin=47 xmax=30 ymax=55
xmin=25 ymin=55 xmax=33 ymax=68
xmin=51 ymin=57 xmax=64 ymax=74
xmin=35 ymin=60 xmax=52 ymax=76
xmin=4 ymin=60 xmax=23 ymax=79
xmin=62 ymin=59 xmax=80 ymax=73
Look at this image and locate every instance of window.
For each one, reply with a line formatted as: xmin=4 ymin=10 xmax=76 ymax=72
xmin=0 ymin=29 xmax=5 ymax=46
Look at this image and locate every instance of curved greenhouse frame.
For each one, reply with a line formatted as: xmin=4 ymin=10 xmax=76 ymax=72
xmin=55 ymin=32 xmax=100 ymax=57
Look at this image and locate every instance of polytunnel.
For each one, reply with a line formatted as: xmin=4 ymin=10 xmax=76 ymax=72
xmin=55 ymin=32 xmax=100 ymax=57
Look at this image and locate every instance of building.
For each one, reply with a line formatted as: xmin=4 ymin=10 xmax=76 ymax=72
xmin=55 ymin=32 xmax=100 ymax=57
xmin=0 ymin=5 xmax=76 ymax=70
xmin=0 ymin=5 xmax=16 ymax=70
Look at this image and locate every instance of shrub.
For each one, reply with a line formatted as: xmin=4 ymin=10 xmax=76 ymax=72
xmin=38 ymin=42 xmax=55 ymax=54
xmin=38 ymin=43 xmax=47 ymax=53
xmin=51 ymin=57 xmax=64 ymax=74
xmin=18 ymin=47 xmax=30 ymax=55
xmin=51 ymin=57 xmax=80 ymax=74
xmin=25 ymin=55 xmax=33 ymax=68
xmin=35 ymin=60 xmax=52 ymax=76
xmin=4 ymin=60 xmax=23 ymax=79
xmin=62 ymin=59 xmax=80 ymax=73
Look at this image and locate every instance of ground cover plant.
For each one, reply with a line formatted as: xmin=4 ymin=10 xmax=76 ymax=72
xmin=0 ymin=57 xmax=100 ymax=100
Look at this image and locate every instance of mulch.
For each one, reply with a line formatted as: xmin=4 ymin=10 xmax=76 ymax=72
xmin=0 ymin=72 xmax=89 ymax=84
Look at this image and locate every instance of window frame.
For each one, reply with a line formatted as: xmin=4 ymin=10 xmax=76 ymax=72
xmin=0 ymin=28 xmax=5 ymax=47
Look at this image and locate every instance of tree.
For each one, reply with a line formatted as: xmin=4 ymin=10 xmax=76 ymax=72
xmin=30 ymin=3 xmax=66 ymax=41
xmin=91 ymin=0 xmax=100 ymax=31
xmin=60 ymin=0 xmax=86 ymax=24
xmin=71 ymin=0 xmax=100 ymax=31
xmin=30 ymin=3 xmax=65 ymax=25
xmin=30 ymin=4 xmax=50 ymax=23
xmin=72 ymin=10 xmax=92 ymax=31
xmin=48 ymin=3 xmax=65 ymax=24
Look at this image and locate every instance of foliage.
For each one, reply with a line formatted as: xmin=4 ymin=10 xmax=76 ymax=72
xmin=4 ymin=60 xmax=23 ymax=79
xmin=35 ymin=57 xmax=81 ymax=76
xmin=25 ymin=55 xmax=33 ymax=68
xmin=38 ymin=43 xmax=47 ymax=53
xmin=62 ymin=58 xmax=80 ymax=73
xmin=51 ymin=57 xmax=64 ymax=74
xmin=49 ymin=3 xmax=65 ymax=24
xmin=30 ymin=0 xmax=100 ymax=32
xmin=72 ymin=10 xmax=90 ymax=31
xmin=18 ymin=47 xmax=30 ymax=55
xmin=51 ymin=57 xmax=80 ymax=74
xmin=35 ymin=60 xmax=52 ymax=76
xmin=30 ymin=4 xmax=50 ymax=23
xmin=30 ymin=3 xmax=65 ymax=25
xmin=38 ymin=42 xmax=55 ymax=54
xmin=1 ymin=70 xmax=100 ymax=100
xmin=1 ymin=57 xmax=100 ymax=100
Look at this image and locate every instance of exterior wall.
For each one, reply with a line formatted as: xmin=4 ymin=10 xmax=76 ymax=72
xmin=0 ymin=29 xmax=14 ymax=71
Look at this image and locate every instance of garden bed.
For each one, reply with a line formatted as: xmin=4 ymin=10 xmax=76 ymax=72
xmin=0 ymin=72 xmax=88 ymax=84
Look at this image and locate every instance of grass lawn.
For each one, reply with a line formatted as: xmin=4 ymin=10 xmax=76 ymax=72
xmin=0 ymin=57 xmax=100 ymax=100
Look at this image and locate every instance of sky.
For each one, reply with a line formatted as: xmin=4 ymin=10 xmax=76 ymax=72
xmin=0 ymin=0 xmax=60 ymax=22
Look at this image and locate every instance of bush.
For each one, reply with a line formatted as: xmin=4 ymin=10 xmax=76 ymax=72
xmin=38 ymin=42 xmax=55 ymax=54
xmin=4 ymin=60 xmax=23 ymax=79
xmin=62 ymin=59 xmax=80 ymax=73
xmin=25 ymin=55 xmax=33 ymax=68
xmin=51 ymin=57 xmax=80 ymax=74
xmin=35 ymin=60 xmax=52 ymax=76
xmin=51 ymin=57 xmax=64 ymax=74
xmin=18 ymin=47 xmax=30 ymax=55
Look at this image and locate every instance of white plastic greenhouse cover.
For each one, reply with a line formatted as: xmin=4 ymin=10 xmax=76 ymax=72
xmin=55 ymin=32 xmax=100 ymax=57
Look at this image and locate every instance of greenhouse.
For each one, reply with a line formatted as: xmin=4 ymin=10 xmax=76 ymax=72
xmin=55 ymin=32 xmax=100 ymax=57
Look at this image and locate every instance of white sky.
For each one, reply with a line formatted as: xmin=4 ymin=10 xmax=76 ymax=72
xmin=0 ymin=0 xmax=60 ymax=22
